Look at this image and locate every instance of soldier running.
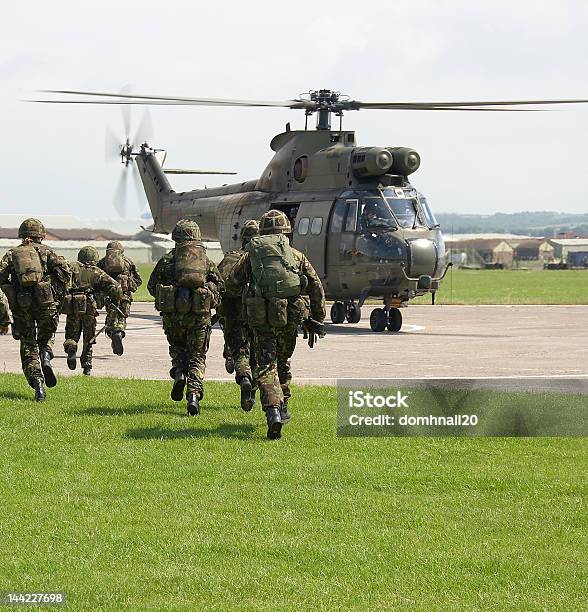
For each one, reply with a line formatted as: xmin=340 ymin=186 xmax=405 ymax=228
xmin=0 ymin=219 xmax=70 ymax=401
xmin=63 ymin=246 xmax=122 ymax=375
xmin=98 ymin=240 xmax=142 ymax=356
xmin=229 ymin=210 xmax=326 ymax=440
xmin=147 ymin=219 xmax=224 ymax=416
xmin=217 ymin=220 xmax=259 ymax=412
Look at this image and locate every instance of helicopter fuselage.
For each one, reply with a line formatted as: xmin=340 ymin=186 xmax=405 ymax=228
xmin=136 ymin=128 xmax=448 ymax=314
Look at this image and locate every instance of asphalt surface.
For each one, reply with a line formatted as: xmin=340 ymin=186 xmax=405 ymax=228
xmin=1 ymin=304 xmax=587 ymax=393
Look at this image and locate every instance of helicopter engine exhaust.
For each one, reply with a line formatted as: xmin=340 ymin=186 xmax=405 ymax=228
xmin=351 ymin=147 xmax=393 ymax=177
xmin=387 ymin=147 xmax=421 ymax=176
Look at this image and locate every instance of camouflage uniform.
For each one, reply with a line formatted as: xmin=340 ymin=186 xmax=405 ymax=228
xmin=63 ymin=247 xmax=122 ymax=374
xmin=147 ymin=220 xmax=223 ymax=413
xmin=0 ymin=219 xmax=70 ymax=399
xmin=229 ymin=211 xmax=326 ymax=438
xmin=218 ymin=221 xmax=259 ymax=386
xmin=98 ymin=240 xmax=142 ymax=345
xmin=0 ymin=288 xmax=10 ymax=333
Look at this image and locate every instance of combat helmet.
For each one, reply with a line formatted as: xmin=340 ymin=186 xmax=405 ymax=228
xmin=172 ymin=219 xmax=201 ymax=242
xmin=259 ymin=210 xmax=291 ymax=235
xmin=78 ymin=246 xmax=99 ymax=265
xmin=107 ymin=240 xmax=124 ymax=252
xmin=18 ymin=218 xmax=46 ymax=241
xmin=240 ymin=220 xmax=259 ymax=245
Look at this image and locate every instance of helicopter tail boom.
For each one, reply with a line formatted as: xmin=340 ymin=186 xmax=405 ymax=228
xmin=134 ymin=148 xmax=173 ymax=232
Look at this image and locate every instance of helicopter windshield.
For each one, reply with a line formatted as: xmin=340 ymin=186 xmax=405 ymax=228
xmin=381 ymin=189 xmax=425 ymax=229
xmin=359 ymin=196 xmax=397 ymax=230
xmin=418 ymin=196 xmax=439 ymax=228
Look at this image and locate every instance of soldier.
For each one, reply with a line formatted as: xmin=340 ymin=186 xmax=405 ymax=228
xmin=0 ymin=288 xmax=10 ymax=335
xmin=147 ymin=219 xmax=223 ymax=416
xmin=229 ymin=210 xmax=326 ymax=440
xmin=0 ymin=218 xmax=70 ymax=401
xmin=63 ymin=246 xmax=123 ymax=376
xmin=98 ymin=240 xmax=142 ymax=356
xmin=217 ymin=220 xmax=259 ymax=412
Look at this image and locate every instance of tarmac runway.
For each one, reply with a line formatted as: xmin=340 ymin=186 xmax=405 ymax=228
xmin=1 ymin=304 xmax=588 ymax=392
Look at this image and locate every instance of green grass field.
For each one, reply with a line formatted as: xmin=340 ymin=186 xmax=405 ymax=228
xmin=1 ymin=374 xmax=586 ymax=609
xmin=413 ymin=268 xmax=588 ymax=305
xmin=135 ymin=265 xmax=588 ymax=305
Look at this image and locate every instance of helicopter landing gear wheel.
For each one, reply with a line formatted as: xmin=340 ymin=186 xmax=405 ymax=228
xmin=346 ymin=302 xmax=361 ymax=324
xmin=370 ymin=308 xmax=387 ymax=332
xmin=330 ymin=302 xmax=346 ymax=324
xmin=387 ymin=308 xmax=402 ymax=332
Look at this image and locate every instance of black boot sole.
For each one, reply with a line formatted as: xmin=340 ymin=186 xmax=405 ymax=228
xmin=267 ymin=420 xmax=282 ymax=440
xmin=171 ymin=377 xmax=186 ymax=402
xmin=240 ymin=380 xmax=254 ymax=412
xmin=67 ymin=352 xmax=77 ymax=371
xmin=41 ymin=363 xmax=57 ymax=388
xmin=187 ymin=404 xmax=200 ymax=416
xmin=111 ymin=334 xmax=124 ymax=356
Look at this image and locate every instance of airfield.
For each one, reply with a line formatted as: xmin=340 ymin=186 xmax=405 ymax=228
xmin=2 ymin=304 xmax=587 ymax=390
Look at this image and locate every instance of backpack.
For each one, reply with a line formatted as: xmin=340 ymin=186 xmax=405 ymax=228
xmin=103 ymin=248 xmax=125 ymax=276
xmin=248 ymin=234 xmax=301 ymax=299
xmin=218 ymin=250 xmax=243 ymax=299
xmin=12 ymin=244 xmax=44 ymax=287
xmin=75 ymin=265 xmax=95 ymax=292
xmin=175 ymin=241 xmax=208 ymax=288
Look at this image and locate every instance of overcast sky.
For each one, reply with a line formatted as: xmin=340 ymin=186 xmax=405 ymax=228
xmin=1 ymin=0 xmax=587 ymax=221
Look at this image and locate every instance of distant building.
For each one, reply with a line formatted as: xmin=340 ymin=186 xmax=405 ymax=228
xmin=549 ymin=239 xmax=588 ymax=267
xmin=443 ymin=233 xmax=543 ymax=268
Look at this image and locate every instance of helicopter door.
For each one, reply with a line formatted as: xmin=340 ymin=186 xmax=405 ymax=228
xmin=292 ymin=200 xmax=333 ymax=279
xmin=326 ymin=198 xmax=358 ymax=293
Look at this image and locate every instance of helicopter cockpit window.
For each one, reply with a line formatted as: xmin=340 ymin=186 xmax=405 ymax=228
xmin=381 ymin=189 xmax=424 ymax=229
xmin=344 ymin=200 xmax=358 ymax=232
xmin=311 ymin=217 xmax=323 ymax=235
xmin=359 ymin=197 xmax=397 ymax=230
xmin=330 ymin=200 xmax=347 ymax=233
xmin=419 ymin=197 xmax=439 ymax=228
xmin=297 ymin=217 xmax=310 ymax=235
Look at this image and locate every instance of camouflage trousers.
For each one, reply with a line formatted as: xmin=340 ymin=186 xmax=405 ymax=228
xmin=64 ymin=312 xmax=97 ymax=369
xmin=11 ymin=305 xmax=60 ymax=386
xmin=105 ymin=297 xmax=131 ymax=337
xmin=252 ymin=320 xmax=298 ymax=408
xmin=222 ymin=298 xmax=255 ymax=383
xmin=162 ymin=314 xmax=212 ymax=397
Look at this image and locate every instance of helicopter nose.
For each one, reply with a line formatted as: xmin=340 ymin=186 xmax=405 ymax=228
xmin=408 ymin=238 xmax=438 ymax=277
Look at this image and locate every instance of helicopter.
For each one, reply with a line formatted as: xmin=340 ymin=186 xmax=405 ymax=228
xmin=33 ymin=89 xmax=588 ymax=332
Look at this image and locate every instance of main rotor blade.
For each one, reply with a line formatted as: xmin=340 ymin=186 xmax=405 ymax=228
xmin=163 ymin=169 xmax=237 ymax=175
xmin=36 ymin=89 xmax=312 ymax=109
xmin=354 ymin=98 xmax=588 ymax=109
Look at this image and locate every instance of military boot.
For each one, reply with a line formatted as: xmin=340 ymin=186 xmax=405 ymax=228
xmin=111 ymin=331 xmax=124 ymax=356
xmin=171 ymin=369 xmax=186 ymax=402
xmin=83 ymin=366 xmax=92 ymax=376
xmin=240 ymin=376 xmax=255 ymax=412
xmin=225 ymin=355 xmax=235 ymax=375
xmin=67 ymin=348 xmax=77 ymax=371
xmin=280 ymin=398 xmax=291 ymax=424
xmin=266 ymin=406 xmax=282 ymax=440
xmin=187 ymin=392 xmax=200 ymax=417
xmin=40 ymin=350 xmax=57 ymax=388
xmin=33 ymin=379 xmax=46 ymax=402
